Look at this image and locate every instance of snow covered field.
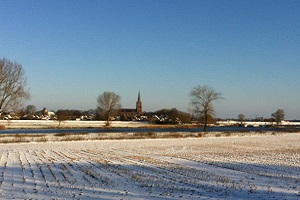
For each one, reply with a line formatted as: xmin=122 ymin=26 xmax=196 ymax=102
xmin=2 ymin=120 xmax=146 ymax=129
xmin=0 ymin=134 xmax=299 ymax=199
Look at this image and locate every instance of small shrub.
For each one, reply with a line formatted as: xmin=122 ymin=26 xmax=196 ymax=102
xmin=64 ymin=135 xmax=84 ymax=141
xmin=239 ymin=130 xmax=250 ymax=133
xmin=132 ymin=132 xmax=145 ymax=138
xmin=186 ymin=133 xmax=196 ymax=138
xmin=225 ymin=132 xmax=231 ymax=137
xmin=258 ymin=131 xmax=266 ymax=134
xmin=215 ymin=133 xmax=222 ymax=137
xmin=0 ymin=125 xmax=5 ymax=130
xmin=35 ymin=136 xmax=48 ymax=142
xmin=116 ymin=133 xmax=129 ymax=139
xmin=146 ymin=132 xmax=157 ymax=138
xmin=14 ymin=134 xmax=30 ymax=143
xmin=162 ymin=132 xmax=182 ymax=138
xmin=54 ymin=133 xmax=67 ymax=137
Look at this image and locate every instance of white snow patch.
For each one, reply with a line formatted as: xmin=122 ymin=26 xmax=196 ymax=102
xmin=0 ymin=134 xmax=299 ymax=199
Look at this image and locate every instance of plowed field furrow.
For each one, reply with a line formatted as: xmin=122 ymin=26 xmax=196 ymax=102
xmin=0 ymin=135 xmax=299 ymax=199
xmin=80 ymin=148 xmax=225 ymax=195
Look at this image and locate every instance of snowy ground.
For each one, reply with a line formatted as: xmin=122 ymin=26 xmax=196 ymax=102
xmin=2 ymin=120 xmax=146 ymax=129
xmin=0 ymin=134 xmax=299 ymax=199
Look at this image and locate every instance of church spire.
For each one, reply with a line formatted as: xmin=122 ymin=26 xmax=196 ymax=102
xmin=136 ymin=91 xmax=142 ymax=115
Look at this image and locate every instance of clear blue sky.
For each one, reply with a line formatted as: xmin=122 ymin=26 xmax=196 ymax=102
xmin=1 ymin=0 xmax=299 ymax=119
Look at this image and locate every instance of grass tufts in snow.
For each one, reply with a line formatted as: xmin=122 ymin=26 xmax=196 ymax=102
xmin=0 ymin=131 xmax=298 ymax=144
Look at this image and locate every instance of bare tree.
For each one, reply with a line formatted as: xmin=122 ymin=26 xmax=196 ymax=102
xmin=238 ymin=114 xmax=245 ymax=125
xmin=271 ymin=109 xmax=285 ymax=126
xmin=97 ymin=91 xmax=121 ymax=126
xmin=190 ymin=85 xmax=222 ymax=131
xmin=0 ymin=58 xmax=30 ymax=113
xmin=56 ymin=110 xmax=68 ymax=127
xmin=25 ymin=105 xmax=36 ymax=115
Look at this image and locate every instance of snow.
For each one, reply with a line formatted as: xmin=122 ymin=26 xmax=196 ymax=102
xmin=2 ymin=120 xmax=146 ymax=129
xmin=0 ymin=134 xmax=299 ymax=199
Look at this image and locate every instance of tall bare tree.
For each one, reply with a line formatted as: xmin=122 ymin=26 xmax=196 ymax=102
xmin=271 ymin=109 xmax=285 ymax=126
xmin=190 ymin=85 xmax=222 ymax=131
xmin=0 ymin=58 xmax=30 ymax=113
xmin=97 ymin=91 xmax=121 ymax=126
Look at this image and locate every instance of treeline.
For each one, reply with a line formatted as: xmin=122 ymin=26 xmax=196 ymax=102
xmin=4 ymin=105 xmax=193 ymax=125
xmin=56 ymin=109 xmax=95 ymax=120
xmin=143 ymin=108 xmax=192 ymax=124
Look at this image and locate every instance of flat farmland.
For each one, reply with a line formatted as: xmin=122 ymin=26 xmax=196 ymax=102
xmin=0 ymin=134 xmax=299 ymax=199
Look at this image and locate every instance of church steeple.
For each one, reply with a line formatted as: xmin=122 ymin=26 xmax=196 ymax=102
xmin=136 ymin=91 xmax=142 ymax=115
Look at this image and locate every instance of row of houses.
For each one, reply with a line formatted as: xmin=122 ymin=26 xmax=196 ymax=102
xmin=0 ymin=107 xmax=55 ymax=120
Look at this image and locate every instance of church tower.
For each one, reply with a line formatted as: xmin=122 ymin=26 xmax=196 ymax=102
xmin=136 ymin=91 xmax=142 ymax=115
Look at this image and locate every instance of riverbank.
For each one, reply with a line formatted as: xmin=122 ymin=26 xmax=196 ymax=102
xmin=0 ymin=130 xmax=298 ymax=144
xmin=0 ymin=120 xmax=199 ymax=129
xmin=0 ymin=120 xmax=147 ymax=129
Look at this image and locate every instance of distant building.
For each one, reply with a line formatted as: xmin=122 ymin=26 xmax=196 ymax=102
xmin=119 ymin=92 xmax=142 ymax=120
xmin=136 ymin=91 xmax=142 ymax=115
xmin=35 ymin=107 xmax=55 ymax=120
